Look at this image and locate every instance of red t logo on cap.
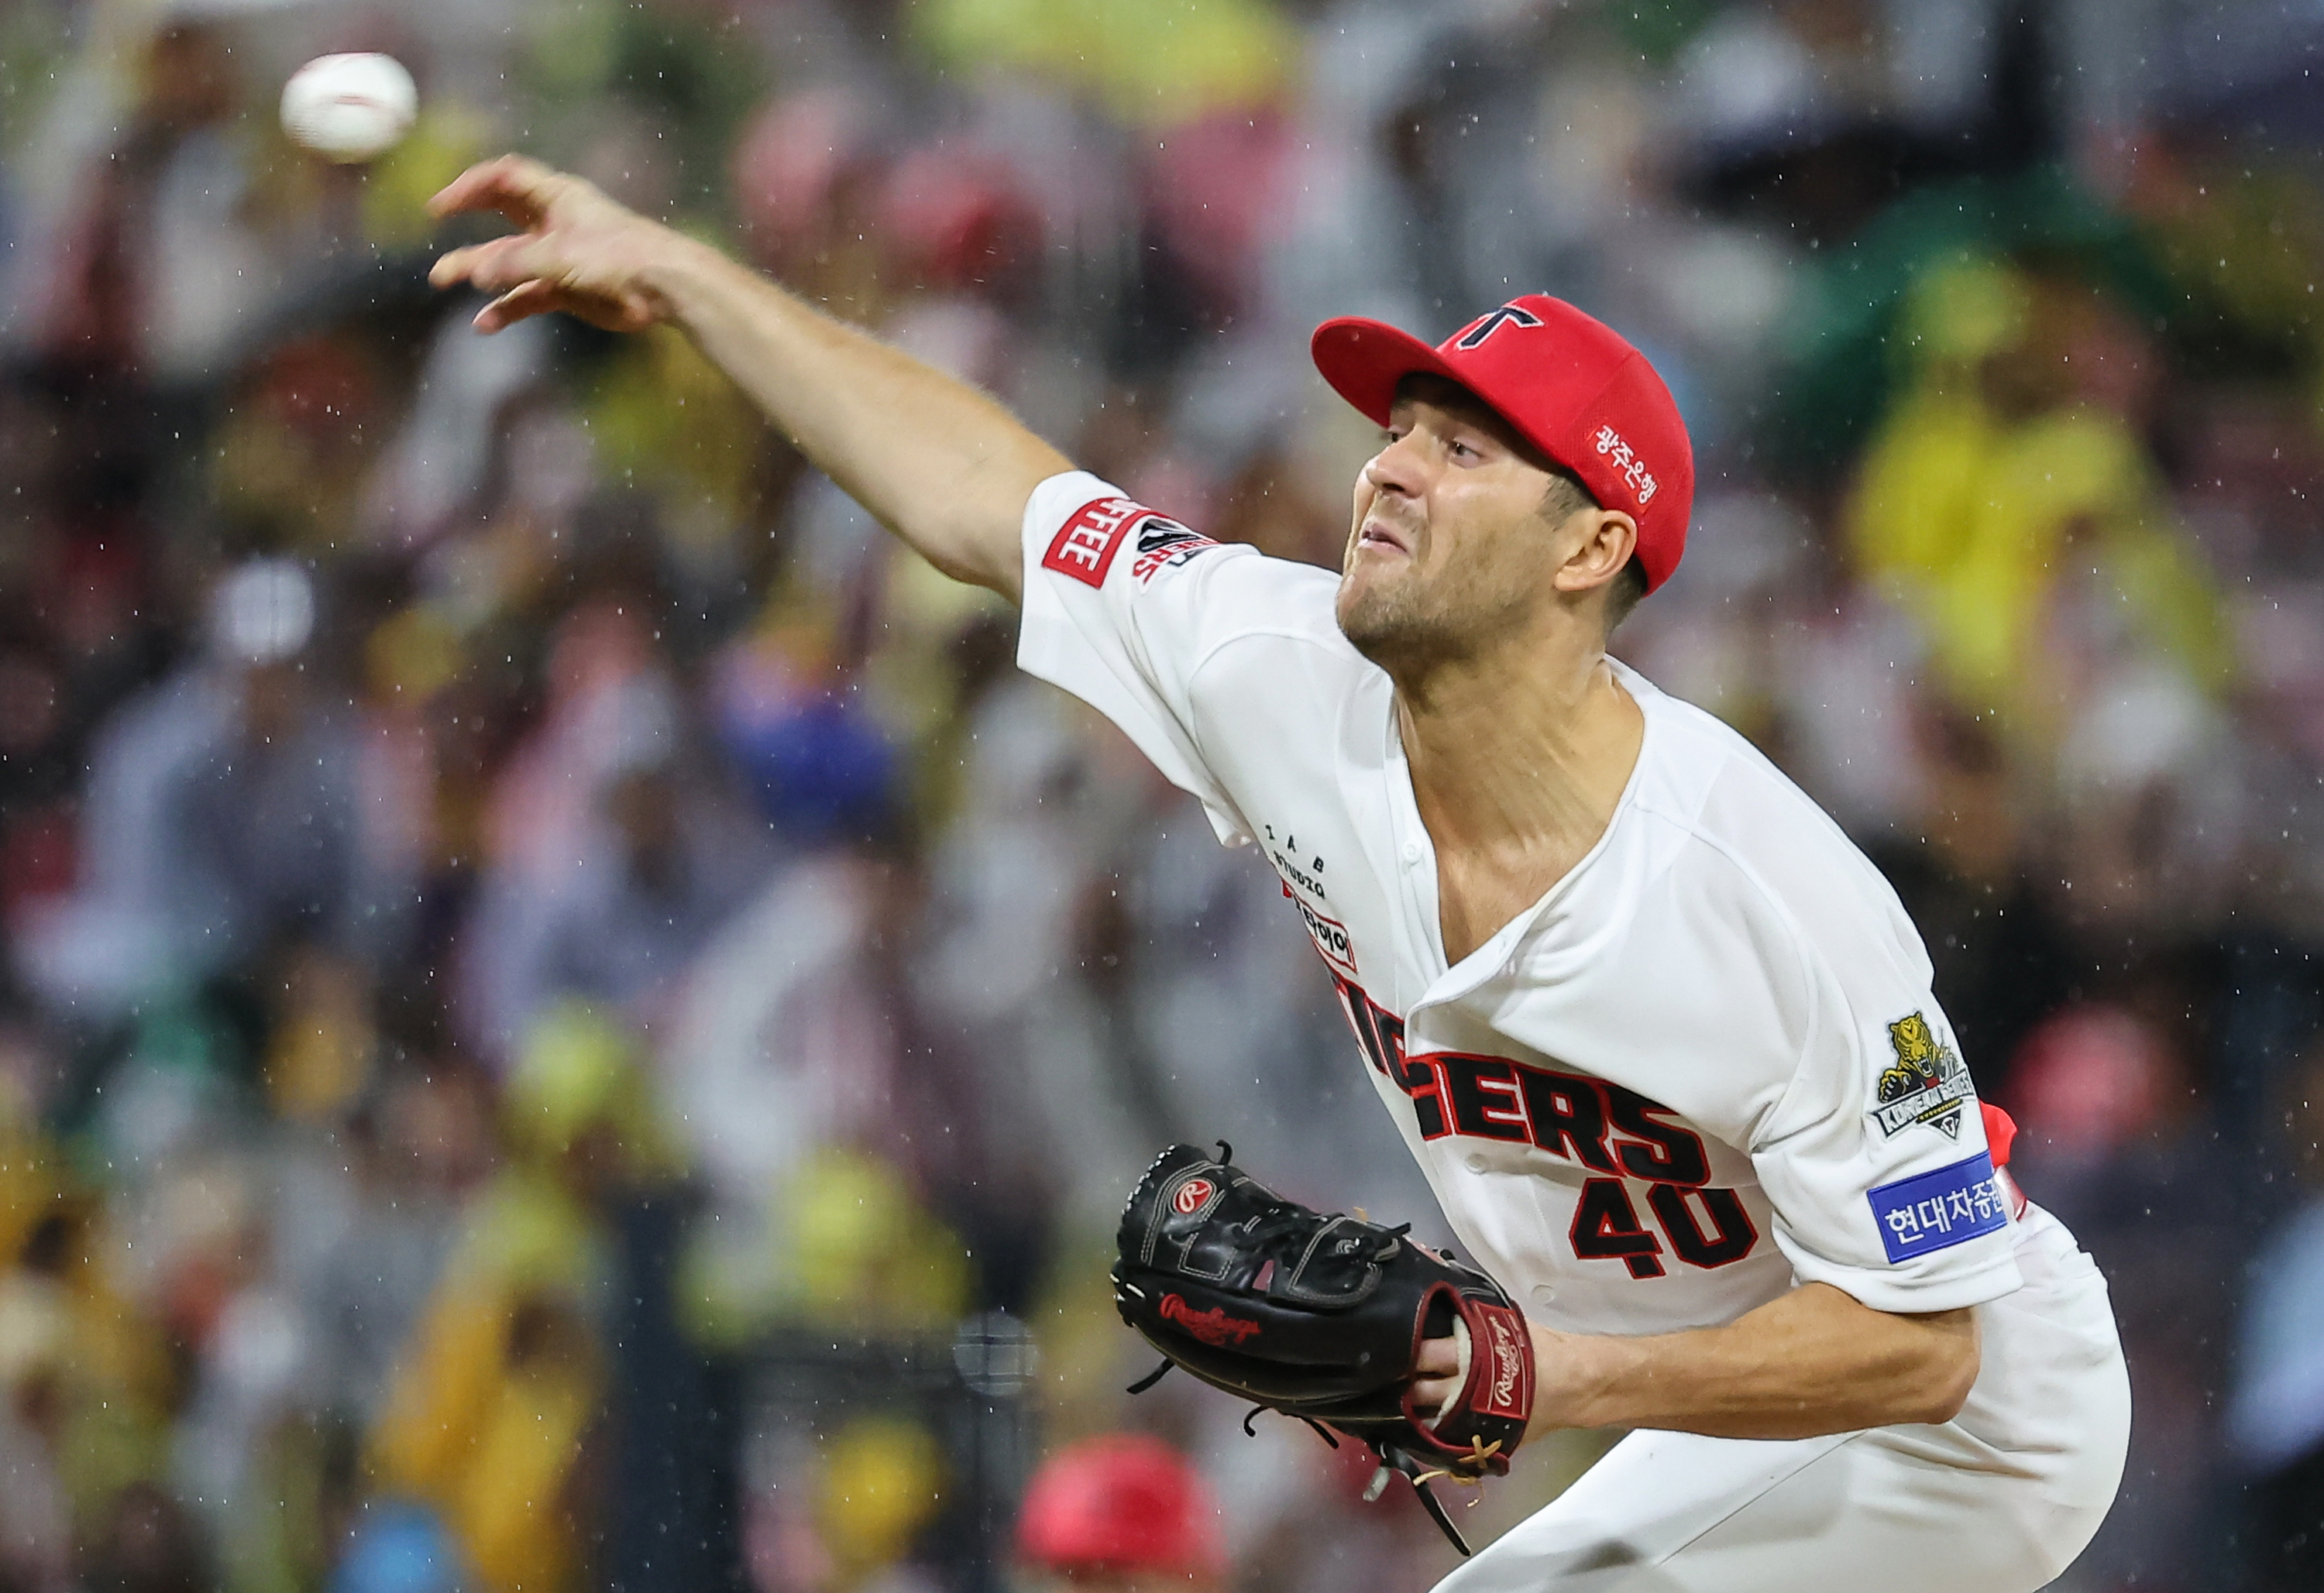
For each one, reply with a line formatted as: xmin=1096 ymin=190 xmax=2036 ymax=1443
xmin=1453 ymin=304 xmax=1545 ymax=349
xmin=1310 ymin=292 xmax=1696 ymax=592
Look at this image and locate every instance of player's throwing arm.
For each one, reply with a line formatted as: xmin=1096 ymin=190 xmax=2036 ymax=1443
xmin=427 ymin=155 xmax=1067 ymax=599
xmin=431 ymin=154 xmax=2134 ymax=1592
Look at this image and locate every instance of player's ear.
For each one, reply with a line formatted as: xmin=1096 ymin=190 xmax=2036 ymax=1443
xmin=1551 ymin=509 xmax=1638 ymax=598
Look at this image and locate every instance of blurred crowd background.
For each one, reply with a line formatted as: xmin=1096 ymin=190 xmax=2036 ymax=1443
xmin=1 ymin=0 xmax=2322 ymax=1590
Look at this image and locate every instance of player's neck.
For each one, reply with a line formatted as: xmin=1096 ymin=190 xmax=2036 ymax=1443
xmin=1394 ymin=643 xmax=1639 ymax=843
xmin=1393 ymin=638 xmax=1642 ymax=960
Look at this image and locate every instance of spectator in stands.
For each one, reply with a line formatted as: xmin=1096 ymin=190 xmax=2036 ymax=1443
xmin=1016 ymin=1433 xmax=1225 ymax=1591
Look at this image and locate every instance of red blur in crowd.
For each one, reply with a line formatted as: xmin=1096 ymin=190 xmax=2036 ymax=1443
xmin=1016 ymin=1434 xmax=1226 ymax=1590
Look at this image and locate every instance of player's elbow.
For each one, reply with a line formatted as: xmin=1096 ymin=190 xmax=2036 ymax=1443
xmin=888 ymin=446 xmax=1064 ymax=601
xmin=1899 ymin=1317 xmax=1981 ymax=1425
xmin=903 ymin=522 xmax=1023 ymax=600
xmin=1906 ymin=1360 xmax=1977 ymax=1426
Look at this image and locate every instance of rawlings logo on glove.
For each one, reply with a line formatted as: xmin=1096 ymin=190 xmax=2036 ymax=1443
xmin=1159 ymin=1294 xmax=1263 ymax=1347
xmin=1112 ymin=1143 xmax=1535 ymax=1555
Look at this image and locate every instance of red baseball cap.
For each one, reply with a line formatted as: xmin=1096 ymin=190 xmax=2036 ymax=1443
xmin=1015 ymin=1434 xmax=1225 ymax=1579
xmin=1312 ymin=294 xmax=1695 ymax=592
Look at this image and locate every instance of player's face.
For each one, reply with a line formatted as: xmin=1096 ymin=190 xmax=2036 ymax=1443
xmin=1336 ymin=379 xmax=1575 ymax=674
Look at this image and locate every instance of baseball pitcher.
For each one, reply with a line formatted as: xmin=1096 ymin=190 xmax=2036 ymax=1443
xmin=430 ymin=156 xmax=2129 ymax=1592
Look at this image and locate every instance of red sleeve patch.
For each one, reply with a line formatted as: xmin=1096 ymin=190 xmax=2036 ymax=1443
xmin=1041 ymin=496 xmax=1143 ymax=588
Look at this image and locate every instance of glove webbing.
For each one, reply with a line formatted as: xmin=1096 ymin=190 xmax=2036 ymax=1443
xmin=1123 ymin=1352 xmax=1480 ymax=1556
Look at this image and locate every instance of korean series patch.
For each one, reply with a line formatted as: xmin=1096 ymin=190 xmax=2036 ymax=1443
xmin=1872 ymin=1011 xmax=1975 ymax=1141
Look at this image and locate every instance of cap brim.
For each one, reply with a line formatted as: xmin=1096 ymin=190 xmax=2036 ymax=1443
xmin=1310 ymin=317 xmax=1467 ymax=427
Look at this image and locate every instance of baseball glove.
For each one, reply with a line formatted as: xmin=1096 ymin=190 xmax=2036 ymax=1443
xmin=1112 ymin=1143 xmax=1535 ymax=1554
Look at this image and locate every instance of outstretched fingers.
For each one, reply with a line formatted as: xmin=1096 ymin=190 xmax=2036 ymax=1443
xmin=428 ymin=242 xmax=484 ymax=291
xmin=431 ymin=233 xmax=560 ymax=295
xmin=426 ymin=153 xmax=659 ymax=333
xmin=427 ymin=153 xmax=568 ymax=226
xmin=431 ymin=233 xmax=572 ymax=333
xmin=473 ymin=281 xmax=566 ymax=332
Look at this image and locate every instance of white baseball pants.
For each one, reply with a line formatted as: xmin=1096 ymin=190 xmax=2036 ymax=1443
xmin=1435 ymin=1207 xmax=2131 ymax=1593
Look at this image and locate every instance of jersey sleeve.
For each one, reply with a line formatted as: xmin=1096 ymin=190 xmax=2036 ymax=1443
xmin=1745 ymin=852 xmax=2026 ymax=1316
xmin=1013 ymin=469 xmax=1342 ymax=847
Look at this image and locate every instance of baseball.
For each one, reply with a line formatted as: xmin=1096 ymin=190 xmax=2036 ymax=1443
xmin=280 ymin=53 xmax=417 ymax=164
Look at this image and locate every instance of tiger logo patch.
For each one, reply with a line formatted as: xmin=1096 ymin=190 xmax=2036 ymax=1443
xmin=1872 ymin=1012 xmax=1975 ymax=1140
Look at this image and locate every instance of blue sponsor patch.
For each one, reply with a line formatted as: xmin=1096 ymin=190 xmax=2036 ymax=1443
xmin=1868 ymin=1152 xmax=2009 ymax=1263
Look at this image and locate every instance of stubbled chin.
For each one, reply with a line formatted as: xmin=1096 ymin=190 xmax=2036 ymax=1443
xmin=1335 ymin=571 xmax=1400 ymax=654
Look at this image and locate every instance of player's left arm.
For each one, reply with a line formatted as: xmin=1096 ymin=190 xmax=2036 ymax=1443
xmin=1413 ymin=1282 xmax=1978 ymax=1441
xmin=1439 ymin=843 xmax=1997 ymax=1441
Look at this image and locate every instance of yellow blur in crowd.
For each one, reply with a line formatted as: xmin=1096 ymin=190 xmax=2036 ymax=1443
xmin=1849 ymin=258 xmax=2233 ymax=742
xmin=363 ymin=1004 xmax=970 ymax=1592
xmin=5 ymin=2 xmax=2324 ymax=1591
xmin=913 ymin=0 xmax=1294 ymax=125
xmin=368 ymin=1004 xmax=641 ymax=1593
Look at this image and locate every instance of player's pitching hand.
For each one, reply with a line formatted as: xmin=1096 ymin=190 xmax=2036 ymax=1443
xmin=1411 ymin=1332 xmax=1462 ymax=1417
xmin=428 ymin=154 xmax=686 ymax=335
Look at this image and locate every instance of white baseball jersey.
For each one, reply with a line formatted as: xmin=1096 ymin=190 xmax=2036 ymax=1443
xmin=1016 ymin=471 xmax=2025 ymax=1334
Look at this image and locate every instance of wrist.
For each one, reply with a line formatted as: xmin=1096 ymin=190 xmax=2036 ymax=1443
xmin=1525 ymin=1321 xmax=1637 ymax=1438
xmin=640 ymin=231 xmax=744 ymax=328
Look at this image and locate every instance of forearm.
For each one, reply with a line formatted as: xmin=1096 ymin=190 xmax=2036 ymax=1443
xmin=431 ymin=158 xmax=1071 ymax=598
xmin=646 ymin=243 xmax=1066 ymax=599
xmin=1533 ymin=1282 xmax=1979 ymax=1440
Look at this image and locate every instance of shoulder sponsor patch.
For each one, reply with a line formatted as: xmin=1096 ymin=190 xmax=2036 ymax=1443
xmin=1129 ymin=513 xmax=1219 ymax=583
xmin=1868 ymin=1152 xmax=2010 ymax=1263
xmin=1872 ymin=1011 xmax=1975 ymax=1140
xmin=1042 ymin=496 xmax=1144 ymax=587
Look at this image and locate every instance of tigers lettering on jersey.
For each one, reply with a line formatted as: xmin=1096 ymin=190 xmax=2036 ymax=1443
xmin=1020 ymin=469 xmax=2028 ymax=1327
xmin=1335 ymin=977 xmax=1761 ymax=1278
